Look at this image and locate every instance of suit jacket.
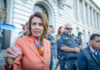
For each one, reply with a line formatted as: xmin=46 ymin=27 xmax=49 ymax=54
xmin=3 ymin=36 xmax=51 ymax=70
xmin=78 ymin=46 xmax=100 ymax=70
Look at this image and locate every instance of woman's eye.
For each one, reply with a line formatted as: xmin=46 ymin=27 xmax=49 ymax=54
xmin=39 ymin=23 xmax=43 ymax=26
xmin=32 ymin=23 xmax=36 ymax=26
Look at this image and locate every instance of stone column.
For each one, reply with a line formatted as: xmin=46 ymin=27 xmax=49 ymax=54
xmin=95 ymin=12 xmax=97 ymax=29
xmin=91 ymin=8 xmax=94 ymax=27
xmin=87 ymin=4 xmax=90 ymax=25
xmin=82 ymin=0 xmax=86 ymax=23
xmin=99 ymin=15 xmax=100 ymax=30
xmin=77 ymin=0 xmax=80 ymax=20
xmin=97 ymin=14 xmax=99 ymax=29
xmin=94 ymin=11 xmax=96 ymax=28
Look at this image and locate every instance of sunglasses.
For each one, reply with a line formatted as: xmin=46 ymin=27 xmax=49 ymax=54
xmin=65 ymin=28 xmax=73 ymax=30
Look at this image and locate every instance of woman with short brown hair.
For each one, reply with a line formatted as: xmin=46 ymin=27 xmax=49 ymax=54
xmin=27 ymin=12 xmax=48 ymax=38
xmin=3 ymin=12 xmax=51 ymax=70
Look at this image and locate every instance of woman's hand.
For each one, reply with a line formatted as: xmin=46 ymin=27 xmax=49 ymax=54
xmin=4 ymin=47 xmax=22 ymax=65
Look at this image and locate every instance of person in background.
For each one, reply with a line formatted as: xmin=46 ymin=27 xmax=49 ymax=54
xmin=3 ymin=12 xmax=51 ymax=70
xmin=54 ymin=26 xmax=65 ymax=70
xmin=76 ymin=32 xmax=83 ymax=50
xmin=58 ymin=26 xmax=65 ymax=36
xmin=47 ymin=25 xmax=56 ymax=70
xmin=18 ymin=22 xmax=29 ymax=38
xmin=78 ymin=34 xmax=100 ymax=70
xmin=57 ymin=24 xmax=80 ymax=70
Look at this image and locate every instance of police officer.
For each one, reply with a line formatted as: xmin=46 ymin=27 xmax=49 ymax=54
xmin=57 ymin=24 xmax=80 ymax=70
xmin=76 ymin=32 xmax=83 ymax=50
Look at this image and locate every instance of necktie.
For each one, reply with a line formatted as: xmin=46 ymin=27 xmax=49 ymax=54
xmin=94 ymin=50 xmax=100 ymax=64
xmin=94 ymin=50 xmax=97 ymax=55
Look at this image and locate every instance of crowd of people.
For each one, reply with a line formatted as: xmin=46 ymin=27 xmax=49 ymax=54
xmin=3 ymin=12 xmax=100 ymax=70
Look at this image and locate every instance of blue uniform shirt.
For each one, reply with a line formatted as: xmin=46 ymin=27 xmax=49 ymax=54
xmin=57 ymin=32 xmax=79 ymax=59
xmin=76 ymin=37 xmax=82 ymax=46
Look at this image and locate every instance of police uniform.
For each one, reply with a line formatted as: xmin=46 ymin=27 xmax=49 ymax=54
xmin=76 ymin=37 xmax=82 ymax=46
xmin=57 ymin=32 xmax=79 ymax=70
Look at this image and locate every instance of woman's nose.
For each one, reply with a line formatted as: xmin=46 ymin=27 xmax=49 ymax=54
xmin=35 ymin=24 xmax=40 ymax=29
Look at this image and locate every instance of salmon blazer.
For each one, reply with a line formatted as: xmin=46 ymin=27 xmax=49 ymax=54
xmin=3 ymin=36 xmax=51 ymax=70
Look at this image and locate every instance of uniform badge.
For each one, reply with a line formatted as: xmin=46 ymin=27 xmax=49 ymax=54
xmin=73 ymin=36 xmax=76 ymax=39
xmin=66 ymin=37 xmax=68 ymax=39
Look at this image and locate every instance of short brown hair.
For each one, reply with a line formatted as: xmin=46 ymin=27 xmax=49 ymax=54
xmin=27 ymin=12 xmax=49 ymax=38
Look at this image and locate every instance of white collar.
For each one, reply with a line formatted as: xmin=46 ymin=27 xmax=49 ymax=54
xmin=90 ymin=46 xmax=97 ymax=55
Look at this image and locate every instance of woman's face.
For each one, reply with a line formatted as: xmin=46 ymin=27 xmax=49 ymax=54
xmin=31 ymin=17 xmax=44 ymax=37
xmin=60 ymin=27 xmax=64 ymax=34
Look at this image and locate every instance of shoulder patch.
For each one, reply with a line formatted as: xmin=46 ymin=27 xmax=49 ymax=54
xmin=73 ymin=36 xmax=76 ymax=39
xmin=57 ymin=35 xmax=61 ymax=40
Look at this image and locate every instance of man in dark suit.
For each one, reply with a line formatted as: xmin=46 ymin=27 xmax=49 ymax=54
xmin=78 ymin=34 xmax=100 ymax=70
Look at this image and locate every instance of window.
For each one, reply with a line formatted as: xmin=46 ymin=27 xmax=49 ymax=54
xmin=33 ymin=4 xmax=49 ymax=20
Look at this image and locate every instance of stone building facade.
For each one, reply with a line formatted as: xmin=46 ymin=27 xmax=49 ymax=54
xmin=0 ymin=0 xmax=100 ymax=48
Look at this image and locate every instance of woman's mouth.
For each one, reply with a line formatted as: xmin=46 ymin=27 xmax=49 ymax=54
xmin=34 ymin=31 xmax=40 ymax=34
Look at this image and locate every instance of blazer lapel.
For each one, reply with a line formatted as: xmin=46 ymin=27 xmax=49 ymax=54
xmin=90 ymin=52 xmax=99 ymax=64
xmin=88 ymin=47 xmax=99 ymax=64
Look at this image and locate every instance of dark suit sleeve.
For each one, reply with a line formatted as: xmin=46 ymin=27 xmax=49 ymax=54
xmin=78 ymin=51 xmax=87 ymax=70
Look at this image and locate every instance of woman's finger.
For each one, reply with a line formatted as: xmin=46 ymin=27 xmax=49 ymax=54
xmin=4 ymin=52 xmax=17 ymax=59
xmin=4 ymin=47 xmax=22 ymax=59
xmin=11 ymin=47 xmax=22 ymax=55
xmin=4 ymin=48 xmax=17 ymax=59
xmin=6 ymin=48 xmax=16 ymax=55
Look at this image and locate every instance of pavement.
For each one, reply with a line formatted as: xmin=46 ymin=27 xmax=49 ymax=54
xmin=53 ymin=58 xmax=60 ymax=70
xmin=0 ymin=50 xmax=5 ymax=70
